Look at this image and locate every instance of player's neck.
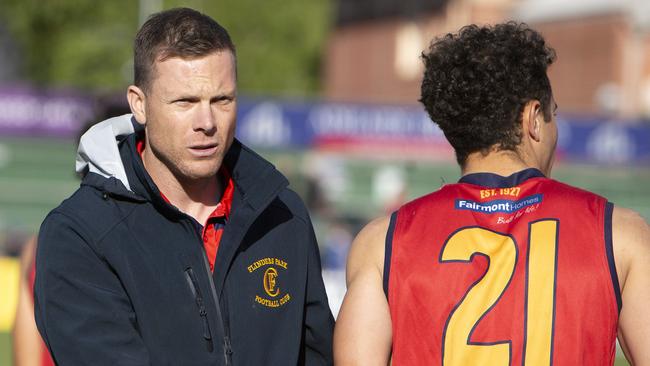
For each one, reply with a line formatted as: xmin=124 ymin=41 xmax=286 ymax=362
xmin=461 ymin=149 xmax=544 ymax=178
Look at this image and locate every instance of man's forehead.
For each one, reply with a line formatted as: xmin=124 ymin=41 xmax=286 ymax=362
xmin=149 ymin=52 xmax=237 ymax=89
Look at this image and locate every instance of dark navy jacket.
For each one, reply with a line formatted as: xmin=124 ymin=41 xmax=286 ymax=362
xmin=34 ymin=118 xmax=334 ymax=365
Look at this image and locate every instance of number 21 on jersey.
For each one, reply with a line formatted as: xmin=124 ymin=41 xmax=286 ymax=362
xmin=439 ymin=219 xmax=559 ymax=366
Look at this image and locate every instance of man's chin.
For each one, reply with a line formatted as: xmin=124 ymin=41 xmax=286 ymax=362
xmin=174 ymin=160 xmax=223 ymax=182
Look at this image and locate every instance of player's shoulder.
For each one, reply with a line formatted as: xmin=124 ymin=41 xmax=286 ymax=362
xmin=346 ymin=215 xmax=392 ymax=279
xmin=399 ymin=185 xmax=454 ymax=213
xmin=613 ymin=205 xmax=647 ymax=222
xmin=612 ymin=206 xmax=650 ymax=280
xmin=612 ymin=206 xmax=650 ymax=244
xmin=539 ymin=177 xmax=600 ymax=197
xmin=355 ymin=215 xmax=392 ymax=244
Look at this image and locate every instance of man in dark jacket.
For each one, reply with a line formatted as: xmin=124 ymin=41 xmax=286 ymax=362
xmin=34 ymin=7 xmax=334 ymax=365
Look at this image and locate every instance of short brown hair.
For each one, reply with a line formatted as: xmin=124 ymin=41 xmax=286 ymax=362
xmin=133 ymin=7 xmax=236 ymax=92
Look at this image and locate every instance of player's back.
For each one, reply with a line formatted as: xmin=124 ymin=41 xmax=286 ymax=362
xmin=386 ymin=168 xmax=620 ymax=365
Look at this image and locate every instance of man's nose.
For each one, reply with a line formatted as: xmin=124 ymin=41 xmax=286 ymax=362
xmin=193 ymin=102 xmax=217 ymax=133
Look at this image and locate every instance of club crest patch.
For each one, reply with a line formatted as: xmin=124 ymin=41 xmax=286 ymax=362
xmin=248 ymin=257 xmax=291 ymax=308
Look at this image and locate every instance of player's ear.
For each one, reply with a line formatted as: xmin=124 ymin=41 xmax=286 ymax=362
xmin=524 ymin=100 xmax=543 ymax=143
xmin=127 ymin=85 xmax=147 ymax=126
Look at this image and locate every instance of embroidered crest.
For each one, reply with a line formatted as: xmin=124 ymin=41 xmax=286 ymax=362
xmin=263 ymin=267 xmax=280 ymax=297
xmin=248 ymin=257 xmax=291 ymax=308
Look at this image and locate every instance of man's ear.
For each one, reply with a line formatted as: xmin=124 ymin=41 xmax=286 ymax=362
xmin=127 ymin=85 xmax=147 ymax=126
xmin=523 ymin=100 xmax=543 ymax=143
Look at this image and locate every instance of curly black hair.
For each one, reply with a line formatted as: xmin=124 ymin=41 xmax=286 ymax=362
xmin=419 ymin=22 xmax=556 ymax=166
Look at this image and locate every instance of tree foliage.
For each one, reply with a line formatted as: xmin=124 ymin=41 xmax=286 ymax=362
xmin=0 ymin=0 xmax=331 ymax=96
xmin=202 ymin=0 xmax=331 ymax=97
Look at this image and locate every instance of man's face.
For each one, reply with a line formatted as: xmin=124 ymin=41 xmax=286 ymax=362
xmin=141 ymin=51 xmax=237 ymax=182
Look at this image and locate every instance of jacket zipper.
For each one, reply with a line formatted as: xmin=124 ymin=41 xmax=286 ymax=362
xmin=186 ymin=219 xmax=233 ymax=365
xmin=184 ymin=268 xmax=213 ymax=349
xmin=221 ymin=286 xmax=233 ymax=362
xmin=200 ymin=250 xmax=233 ymax=366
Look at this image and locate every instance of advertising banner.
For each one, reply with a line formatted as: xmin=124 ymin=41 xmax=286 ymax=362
xmin=0 ymin=86 xmax=95 ymax=138
xmin=0 ymin=87 xmax=648 ymax=165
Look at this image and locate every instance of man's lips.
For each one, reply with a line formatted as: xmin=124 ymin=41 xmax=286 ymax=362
xmin=189 ymin=143 xmax=218 ymax=157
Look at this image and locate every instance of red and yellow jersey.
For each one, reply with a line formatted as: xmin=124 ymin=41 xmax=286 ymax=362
xmin=386 ymin=169 xmax=621 ymax=365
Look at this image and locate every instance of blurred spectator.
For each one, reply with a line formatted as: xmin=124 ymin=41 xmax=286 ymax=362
xmin=321 ymin=220 xmax=353 ymax=270
xmin=304 ymin=174 xmax=329 ymax=215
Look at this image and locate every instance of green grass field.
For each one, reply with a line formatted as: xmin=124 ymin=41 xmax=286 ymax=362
xmin=0 ymin=137 xmax=646 ymax=365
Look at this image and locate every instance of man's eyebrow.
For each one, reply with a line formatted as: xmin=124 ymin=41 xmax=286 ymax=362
xmin=211 ymin=90 xmax=237 ymax=100
xmin=172 ymin=95 xmax=200 ymax=101
xmin=164 ymin=94 xmax=199 ymax=103
xmin=165 ymin=89 xmax=236 ymax=102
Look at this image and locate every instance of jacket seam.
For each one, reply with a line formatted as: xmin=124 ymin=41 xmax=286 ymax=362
xmin=271 ymin=190 xmax=310 ymax=226
xmin=53 ymin=199 xmax=139 ymax=256
xmin=44 ymin=210 xmax=130 ymax=297
xmin=93 ymin=200 xmax=140 ymax=245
